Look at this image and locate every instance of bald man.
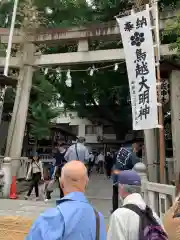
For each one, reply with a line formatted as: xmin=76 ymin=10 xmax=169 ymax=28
xmin=26 ymin=161 xmax=106 ymax=240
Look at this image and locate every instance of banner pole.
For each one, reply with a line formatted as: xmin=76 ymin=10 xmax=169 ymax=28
xmin=151 ymin=0 xmax=166 ymax=183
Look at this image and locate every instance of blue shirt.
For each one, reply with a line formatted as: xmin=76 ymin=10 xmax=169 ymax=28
xmin=49 ymin=165 xmax=54 ymax=178
xmin=64 ymin=143 xmax=90 ymax=163
xmin=26 ymin=192 xmax=106 ymax=240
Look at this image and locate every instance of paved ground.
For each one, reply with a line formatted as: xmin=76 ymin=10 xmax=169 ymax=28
xmin=0 ymin=173 xmax=114 ymax=224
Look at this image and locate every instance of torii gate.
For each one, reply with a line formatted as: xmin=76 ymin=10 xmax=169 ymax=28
xmin=0 ymin=10 xmax=177 ymax=197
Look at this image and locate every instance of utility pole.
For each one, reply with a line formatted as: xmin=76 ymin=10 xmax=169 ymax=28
xmin=135 ymin=0 xmax=161 ymax=182
xmin=0 ymin=0 xmax=19 ymax=123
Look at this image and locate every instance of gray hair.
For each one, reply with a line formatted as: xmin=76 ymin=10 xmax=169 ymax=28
xmin=123 ymin=184 xmax=141 ymax=194
xmin=78 ymin=137 xmax=86 ymax=143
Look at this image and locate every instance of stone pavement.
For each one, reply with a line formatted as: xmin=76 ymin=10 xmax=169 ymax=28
xmin=0 ymin=173 xmax=113 ymax=224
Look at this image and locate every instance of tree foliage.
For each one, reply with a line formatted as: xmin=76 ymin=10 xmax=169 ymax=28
xmin=0 ymin=0 xmax=60 ymax=142
xmin=0 ymin=0 xmax=178 ymax=140
xmin=47 ymin=63 xmax=132 ymax=138
xmin=163 ymin=12 xmax=180 ymax=59
xmin=28 ymin=71 xmax=59 ymax=141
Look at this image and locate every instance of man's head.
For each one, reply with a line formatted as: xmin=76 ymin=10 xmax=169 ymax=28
xmin=77 ymin=136 xmax=86 ymax=144
xmin=117 ymin=170 xmax=141 ymax=200
xmin=60 ymin=160 xmax=89 ymax=195
xmin=132 ymin=142 xmax=141 ymax=153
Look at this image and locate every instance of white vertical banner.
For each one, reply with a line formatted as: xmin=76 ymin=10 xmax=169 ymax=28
xmin=116 ymin=9 xmax=158 ymax=130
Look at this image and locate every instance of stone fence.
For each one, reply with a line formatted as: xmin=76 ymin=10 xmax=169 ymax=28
xmin=0 ymin=156 xmax=55 ymax=197
xmin=134 ymin=162 xmax=176 ymax=220
xmin=0 ymin=156 xmax=177 ymax=217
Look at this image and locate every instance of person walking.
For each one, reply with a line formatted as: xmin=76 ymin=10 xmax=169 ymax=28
xmin=111 ymin=142 xmax=141 ymax=213
xmin=107 ymin=170 xmax=167 ymax=240
xmin=105 ymin=152 xmax=113 ymax=179
xmin=26 ymin=160 xmax=106 ymax=240
xmin=46 ymin=142 xmax=67 ymax=201
xmin=97 ymin=152 xmax=105 ymax=174
xmin=25 ymin=154 xmax=44 ymax=200
xmin=95 ymin=153 xmax=99 ymax=173
xmin=88 ymin=152 xmax=95 ymax=176
xmin=64 ymin=137 xmax=89 ymax=163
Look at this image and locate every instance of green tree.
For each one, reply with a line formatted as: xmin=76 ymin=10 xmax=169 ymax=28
xmin=163 ymin=12 xmax=180 ymax=58
xmin=0 ymin=0 xmax=178 ymax=141
xmin=28 ymin=71 xmax=59 ymax=152
xmin=0 ymin=0 xmax=177 ymax=29
xmin=47 ymin=63 xmax=132 ymax=139
xmin=0 ymin=0 xmax=60 ymax=149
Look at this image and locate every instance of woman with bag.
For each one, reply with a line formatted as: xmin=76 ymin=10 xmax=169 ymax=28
xmin=25 ymin=155 xmax=44 ymax=200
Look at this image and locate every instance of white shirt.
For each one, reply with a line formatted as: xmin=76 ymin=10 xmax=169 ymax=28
xmin=26 ymin=160 xmax=43 ymax=180
xmin=89 ymin=154 xmax=94 ymax=162
xmin=107 ymin=193 xmax=164 ymax=240
xmin=31 ymin=161 xmax=43 ymax=174
xmin=97 ymin=154 xmax=105 ymax=162
xmin=95 ymin=156 xmax=99 ymax=164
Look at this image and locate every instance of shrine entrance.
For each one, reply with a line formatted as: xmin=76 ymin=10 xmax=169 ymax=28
xmin=0 ymin=5 xmax=178 ymax=198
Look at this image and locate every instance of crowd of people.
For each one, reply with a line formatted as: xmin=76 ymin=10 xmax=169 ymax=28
xmin=25 ymin=137 xmax=170 ymax=240
xmin=25 ymin=137 xmax=117 ymax=202
xmin=25 ymin=161 xmax=168 ymax=240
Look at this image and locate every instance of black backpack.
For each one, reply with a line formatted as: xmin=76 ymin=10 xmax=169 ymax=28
xmin=123 ymin=204 xmax=168 ymax=240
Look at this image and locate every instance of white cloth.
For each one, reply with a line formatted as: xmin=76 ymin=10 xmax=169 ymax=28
xmin=95 ymin=156 xmax=99 ymax=164
xmin=97 ymin=154 xmax=105 ymax=162
xmin=31 ymin=161 xmax=43 ymax=174
xmin=89 ymin=153 xmax=94 ymax=162
xmin=26 ymin=161 xmax=43 ymax=180
xmin=107 ymin=193 xmax=164 ymax=240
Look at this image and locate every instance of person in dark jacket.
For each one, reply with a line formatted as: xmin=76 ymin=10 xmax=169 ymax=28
xmin=45 ymin=143 xmax=67 ymax=201
xmin=111 ymin=142 xmax=141 ymax=213
xmin=54 ymin=143 xmax=67 ymax=198
xmin=105 ymin=152 xmax=113 ymax=179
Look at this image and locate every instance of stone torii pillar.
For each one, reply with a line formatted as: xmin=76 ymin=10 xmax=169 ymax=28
xmin=2 ymin=43 xmax=35 ymax=196
xmin=170 ymin=70 xmax=180 ymax=185
xmin=144 ymin=130 xmax=158 ymax=182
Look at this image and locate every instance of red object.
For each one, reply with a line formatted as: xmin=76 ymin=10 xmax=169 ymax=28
xmin=9 ymin=176 xmax=18 ymax=199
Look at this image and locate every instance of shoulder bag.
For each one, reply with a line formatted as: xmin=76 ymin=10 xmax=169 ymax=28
xmin=75 ymin=143 xmax=79 ymax=160
xmin=94 ymin=208 xmax=100 ymax=240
